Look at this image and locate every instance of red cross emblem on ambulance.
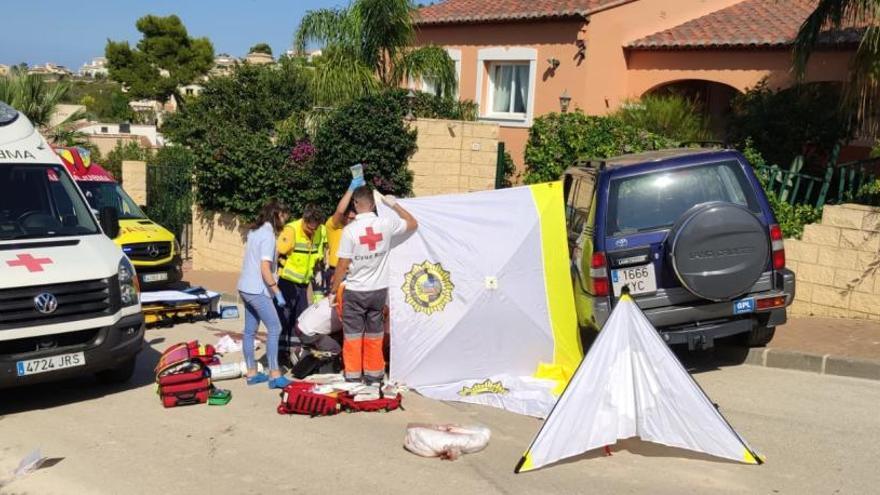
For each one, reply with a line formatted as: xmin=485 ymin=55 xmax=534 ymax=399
xmin=359 ymin=227 xmax=383 ymax=251
xmin=6 ymin=253 xmax=53 ymax=272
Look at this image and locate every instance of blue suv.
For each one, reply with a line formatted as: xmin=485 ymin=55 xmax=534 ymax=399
xmin=564 ymin=148 xmax=796 ymax=349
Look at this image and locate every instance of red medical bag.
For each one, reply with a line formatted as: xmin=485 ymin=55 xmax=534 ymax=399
xmin=338 ymin=392 xmax=403 ymax=413
xmin=160 ymin=376 xmax=212 ymax=408
xmin=277 ymin=381 xmax=339 ymax=417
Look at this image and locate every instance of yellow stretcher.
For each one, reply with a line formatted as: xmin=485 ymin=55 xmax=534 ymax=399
xmin=140 ymin=287 xmax=222 ymax=328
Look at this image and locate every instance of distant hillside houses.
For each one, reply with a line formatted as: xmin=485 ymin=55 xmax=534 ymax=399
xmin=79 ymin=57 xmax=108 ymax=78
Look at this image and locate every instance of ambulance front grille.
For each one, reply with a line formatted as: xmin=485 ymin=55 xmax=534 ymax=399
xmin=123 ymin=242 xmax=172 ymax=262
xmin=0 ymin=278 xmax=117 ymax=330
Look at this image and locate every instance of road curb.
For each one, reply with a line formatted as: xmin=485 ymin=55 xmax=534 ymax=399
xmin=742 ymin=347 xmax=880 ymax=381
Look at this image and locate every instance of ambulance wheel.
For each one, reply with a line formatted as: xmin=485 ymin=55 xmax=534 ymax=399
xmin=96 ymin=357 xmax=137 ymax=384
xmin=741 ymin=326 xmax=775 ymax=347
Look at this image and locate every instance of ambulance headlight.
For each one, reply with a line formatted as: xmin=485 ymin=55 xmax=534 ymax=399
xmin=0 ymin=102 xmax=19 ymax=126
xmin=118 ymin=257 xmax=140 ymax=306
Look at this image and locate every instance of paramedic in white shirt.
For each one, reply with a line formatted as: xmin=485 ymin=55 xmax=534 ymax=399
xmin=330 ymin=185 xmax=417 ymax=383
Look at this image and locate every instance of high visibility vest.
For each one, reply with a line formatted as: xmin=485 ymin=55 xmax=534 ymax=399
xmin=279 ymin=219 xmax=326 ymax=284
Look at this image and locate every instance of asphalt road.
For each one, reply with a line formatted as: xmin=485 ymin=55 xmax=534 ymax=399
xmin=1 ymin=321 xmax=878 ymax=495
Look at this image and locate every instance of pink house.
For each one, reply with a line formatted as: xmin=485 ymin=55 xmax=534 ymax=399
xmin=413 ymin=0 xmax=862 ymax=172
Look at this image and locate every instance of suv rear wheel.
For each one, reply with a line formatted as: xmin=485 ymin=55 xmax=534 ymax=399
xmin=741 ymin=326 xmax=775 ymax=347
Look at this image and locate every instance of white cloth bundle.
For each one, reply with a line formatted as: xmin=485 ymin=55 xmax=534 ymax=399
xmin=298 ymin=298 xmax=332 ymax=336
xmin=404 ymin=424 xmax=491 ymax=460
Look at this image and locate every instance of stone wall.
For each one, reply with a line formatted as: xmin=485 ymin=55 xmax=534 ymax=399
xmin=787 ymin=204 xmax=880 ymax=320
xmin=409 ymin=118 xmax=500 ymax=197
xmin=191 ymin=208 xmax=248 ymax=272
xmin=121 ymin=160 xmax=147 ymax=205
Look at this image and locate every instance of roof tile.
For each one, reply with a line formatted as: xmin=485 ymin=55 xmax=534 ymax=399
xmin=627 ymin=0 xmax=864 ymax=49
xmin=415 ymin=0 xmax=633 ymax=25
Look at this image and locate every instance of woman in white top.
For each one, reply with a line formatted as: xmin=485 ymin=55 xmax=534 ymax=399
xmin=236 ymin=199 xmax=293 ymax=389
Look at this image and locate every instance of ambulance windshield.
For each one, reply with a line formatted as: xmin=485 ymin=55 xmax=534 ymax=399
xmin=78 ymin=182 xmax=148 ymax=220
xmin=0 ymin=164 xmax=100 ymax=240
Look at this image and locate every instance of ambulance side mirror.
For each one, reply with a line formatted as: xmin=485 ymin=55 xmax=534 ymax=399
xmin=99 ymin=207 xmax=120 ymax=239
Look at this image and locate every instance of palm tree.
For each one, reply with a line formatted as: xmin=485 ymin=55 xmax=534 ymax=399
xmin=793 ymin=1 xmax=879 ymax=128
xmin=0 ymin=72 xmax=82 ymax=129
xmin=294 ymin=0 xmax=456 ymax=106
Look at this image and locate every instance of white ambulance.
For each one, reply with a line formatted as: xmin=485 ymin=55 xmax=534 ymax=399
xmin=0 ymin=102 xmax=144 ymax=388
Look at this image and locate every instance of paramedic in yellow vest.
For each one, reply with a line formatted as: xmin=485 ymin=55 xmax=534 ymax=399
xmin=275 ymin=204 xmax=326 ymax=366
xmin=323 ymin=175 xmax=364 ymax=295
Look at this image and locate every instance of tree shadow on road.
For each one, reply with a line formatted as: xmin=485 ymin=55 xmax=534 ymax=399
xmin=0 ymin=342 xmax=162 ymax=416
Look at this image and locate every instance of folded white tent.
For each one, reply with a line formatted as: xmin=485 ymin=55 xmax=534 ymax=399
xmin=515 ymin=293 xmax=762 ymax=472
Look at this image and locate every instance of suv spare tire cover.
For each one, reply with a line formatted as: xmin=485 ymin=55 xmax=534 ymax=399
xmin=668 ymin=202 xmax=769 ymax=301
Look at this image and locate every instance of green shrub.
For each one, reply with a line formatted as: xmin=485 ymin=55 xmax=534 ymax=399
xmin=411 ymin=92 xmax=478 ymax=121
xmin=766 ymin=191 xmax=823 ymax=239
xmin=742 ymin=143 xmax=823 ymax=239
xmin=523 ymin=111 xmax=677 ymax=184
xmin=614 ymin=94 xmax=711 ymax=142
xmin=312 ymin=90 xmax=417 ymax=209
xmin=728 ymin=80 xmax=852 ymax=171
xmin=161 ymin=62 xmax=313 ymax=220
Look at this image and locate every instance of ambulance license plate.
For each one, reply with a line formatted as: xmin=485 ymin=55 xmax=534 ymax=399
xmin=611 ymin=263 xmax=657 ymax=295
xmin=16 ymin=352 xmax=85 ymax=376
xmin=143 ymin=272 xmax=168 ymax=283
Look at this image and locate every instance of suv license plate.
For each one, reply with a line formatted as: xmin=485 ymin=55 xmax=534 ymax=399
xmin=17 ymin=352 xmax=85 ymax=376
xmin=611 ymin=263 xmax=657 ymax=296
xmin=143 ymin=272 xmax=168 ymax=283
xmin=733 ymin=298 xmax=755 ymax=315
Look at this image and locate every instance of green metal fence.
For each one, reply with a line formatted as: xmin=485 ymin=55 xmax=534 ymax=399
xmin=753 ymin=147 xmax=880 ymax=208
xmin=145 ymin=161 xmax=193 ymax=255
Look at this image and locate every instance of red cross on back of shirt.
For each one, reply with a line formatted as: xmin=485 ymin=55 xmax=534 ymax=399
xmin=359 ymin=227 xmax=384 ymax=251
xmin=6 ymin=253 xmax=53 ymax=272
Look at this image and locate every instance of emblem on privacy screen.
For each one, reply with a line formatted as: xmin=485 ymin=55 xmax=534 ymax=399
xmin=34 ymin=292 xmax=58 ymax=315
xmin=402 ymin=261 xmax=454 ymax=315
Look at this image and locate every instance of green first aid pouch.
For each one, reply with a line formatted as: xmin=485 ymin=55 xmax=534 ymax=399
xmin=208 ymin=388 xmax=232 ymax=406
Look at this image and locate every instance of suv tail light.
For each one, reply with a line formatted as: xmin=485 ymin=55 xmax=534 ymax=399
xmin=756 ymin=295 xmax=787 ymax=310
xmin=590 ymin=251 xmax=609 ymax=297
xmin=769 ymin=224 xmax=785 ymax=270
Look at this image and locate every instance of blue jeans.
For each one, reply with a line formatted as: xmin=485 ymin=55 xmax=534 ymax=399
xmin=240 ymin=291 xmax=282 ymax=373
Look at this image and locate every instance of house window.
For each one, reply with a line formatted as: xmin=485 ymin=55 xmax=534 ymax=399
xmin=414 ymin=49 xmax=461 ymax=99
xmin=476 ymin=47 xmax=537 ymax=127
xmin=488 ymin=63 xmax=530 ymax=117
xmin=185 ymin=88 xmax=194 ymax=96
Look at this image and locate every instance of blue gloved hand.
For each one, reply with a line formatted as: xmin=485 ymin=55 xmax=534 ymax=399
xmin=348 ymin=176 xmax=366 ymax=192
xmin=274 ymin=291 xmax=286 ymax=307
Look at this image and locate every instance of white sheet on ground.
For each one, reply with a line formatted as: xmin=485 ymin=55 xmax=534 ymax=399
xmin=417 ymin=374 xmax=557 ymax=418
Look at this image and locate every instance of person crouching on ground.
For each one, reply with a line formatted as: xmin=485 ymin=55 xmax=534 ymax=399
xmin=236 ymin=199 xmax=292 ymax=389
xmin=330 ymin=186 xmax=417 ymax=384
xmin=275 ymin=204 xmax=327 ymax=367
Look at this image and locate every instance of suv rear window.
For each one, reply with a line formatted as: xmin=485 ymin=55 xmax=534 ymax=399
xmin=606 ymin=160 xmax=760 ymax=236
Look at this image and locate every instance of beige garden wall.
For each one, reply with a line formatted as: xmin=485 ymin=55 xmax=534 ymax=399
xmin=191 ymin=208 xmax=248 ymax=272
xmin=787 ymin=204 xmax=880 ymax=320
xmin=189 ymin=118 xmax=501 ymax=271
xmin=120 ymin=160 xmax=147 ymax=204
xmin=409 ymin=118 xmax=499 ymax=197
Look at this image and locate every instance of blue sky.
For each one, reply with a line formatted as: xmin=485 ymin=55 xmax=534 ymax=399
xmin=0 ymin=0 xmax=345 ymax=70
